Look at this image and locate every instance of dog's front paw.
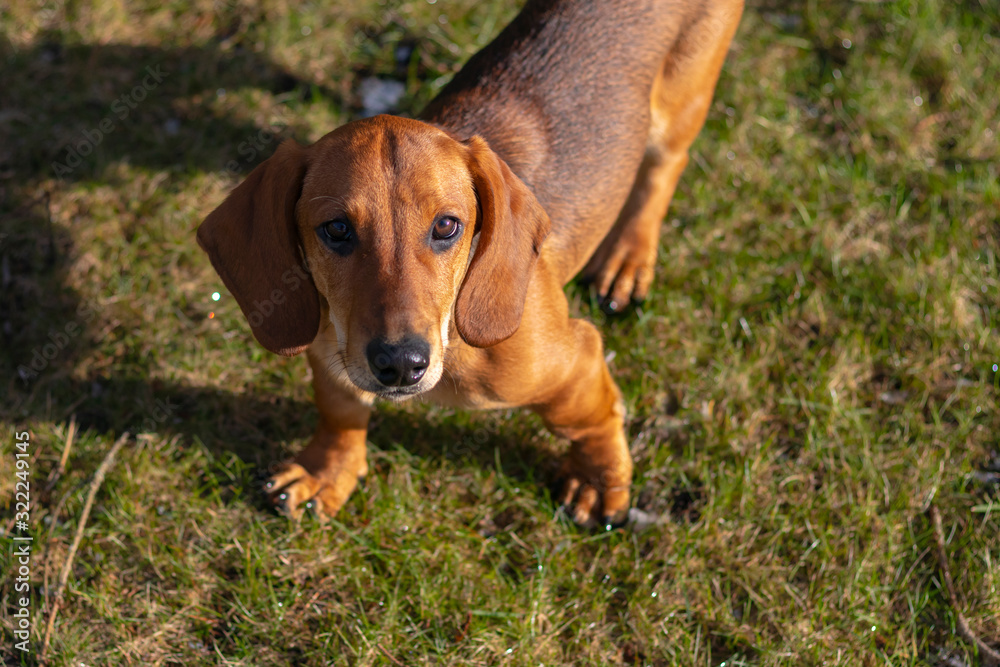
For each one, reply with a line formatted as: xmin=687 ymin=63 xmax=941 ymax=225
xmin=265 ymin=461 xmax=364 ymax=521
xmin=558 ymin=458 xmax=631 ymax=529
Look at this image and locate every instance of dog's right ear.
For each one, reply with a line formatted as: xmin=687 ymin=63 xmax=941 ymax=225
xmin=197 ymin=140 xmax=320 ymax=356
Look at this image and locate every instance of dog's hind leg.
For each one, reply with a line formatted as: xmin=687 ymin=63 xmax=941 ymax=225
xmin=583 ymin=0 xmax=744 ymax=311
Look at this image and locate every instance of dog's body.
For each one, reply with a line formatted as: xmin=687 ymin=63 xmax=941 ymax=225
xmin=198 ymin=0 xmax=743 ymax=525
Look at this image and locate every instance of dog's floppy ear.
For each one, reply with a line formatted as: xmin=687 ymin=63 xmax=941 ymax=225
xmin=455 ymin=136 xmax=552 ymax=348
xmin=197 ymin=139 xmax=320 ymax=356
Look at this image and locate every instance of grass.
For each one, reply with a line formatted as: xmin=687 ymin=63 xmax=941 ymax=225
xmin=1 ymin=0 xmax=998 ymax=664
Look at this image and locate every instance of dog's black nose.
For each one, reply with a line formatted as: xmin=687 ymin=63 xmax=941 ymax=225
xmin=366 ymin=337 xmax=430 ymax=387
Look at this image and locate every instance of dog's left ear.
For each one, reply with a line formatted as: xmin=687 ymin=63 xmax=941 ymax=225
xmin=456 ymin=136 xmax=552 ymax=348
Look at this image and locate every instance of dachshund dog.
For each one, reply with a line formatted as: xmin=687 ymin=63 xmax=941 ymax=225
xmin=197 ymin=0 xmax=743 ymax=526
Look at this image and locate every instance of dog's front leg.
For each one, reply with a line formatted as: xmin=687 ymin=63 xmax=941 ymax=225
xmin=266 ymin=349 xmax=371 ymax=520
xmin=530 ymin=318 xmax=633 ymax=528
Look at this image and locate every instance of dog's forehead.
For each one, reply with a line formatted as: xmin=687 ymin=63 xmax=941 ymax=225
xmin=305 ymin=116 xmax=468 ymax=190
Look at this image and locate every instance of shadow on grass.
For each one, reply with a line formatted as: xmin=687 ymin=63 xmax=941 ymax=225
xmin=0 ymin=36 xmax=321 ymax=463
xmin=9 ymin=371 xmax=552 ymax=506
xmin=1 ymin=37 xmax=341 ymax=180
xmin=1 ymin=34 xmax=339 ymax=383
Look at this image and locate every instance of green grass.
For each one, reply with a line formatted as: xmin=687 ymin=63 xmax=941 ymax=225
xmin=1 ymin=0 xmax=999 ymax=664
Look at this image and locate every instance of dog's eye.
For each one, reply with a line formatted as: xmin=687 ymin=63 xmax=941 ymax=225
xmin=431 ymin=216 xmax=461 ymax=241
xmin=321 ymin=219 xmax=351 ymax=243
xmin=317 ymin=218 xmax=355 ymax=256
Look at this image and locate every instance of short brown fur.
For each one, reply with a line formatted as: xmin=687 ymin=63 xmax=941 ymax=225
xmin=197 ymin=0 xmax=743 ymax=525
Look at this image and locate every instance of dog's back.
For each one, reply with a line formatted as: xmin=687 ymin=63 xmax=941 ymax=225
xmin=421 ymin=0 xmax=711 ymax=280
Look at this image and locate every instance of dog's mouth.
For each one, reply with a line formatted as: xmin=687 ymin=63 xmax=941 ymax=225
xmin=360 ymin=376 xmax=440 ymax=402
xmin=373 ymin=384 xmax=426 ymax=401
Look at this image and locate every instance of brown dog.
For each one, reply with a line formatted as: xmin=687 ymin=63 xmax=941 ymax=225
xmin=197 ymin=0 xmax=743 ymax=526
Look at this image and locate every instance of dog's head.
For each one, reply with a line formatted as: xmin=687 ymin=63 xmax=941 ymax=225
xmin=197 ymin=115 xmax=550 ymax=400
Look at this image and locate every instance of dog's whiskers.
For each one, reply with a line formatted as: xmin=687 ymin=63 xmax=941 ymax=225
xmin=441 ymin=364 xmax=460 ymax=393
xmin=320 ymin=348 xmax=353 ymax=388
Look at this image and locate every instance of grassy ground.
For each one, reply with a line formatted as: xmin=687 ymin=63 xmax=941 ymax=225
xmin=1 ymin=0 xmax=999 ymax=664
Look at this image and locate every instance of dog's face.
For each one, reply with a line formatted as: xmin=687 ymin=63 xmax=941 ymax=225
xmin=297 ymin=121 xmax=478 ymax=398
xmin=197 ymin=115 xmax=550 ymax=400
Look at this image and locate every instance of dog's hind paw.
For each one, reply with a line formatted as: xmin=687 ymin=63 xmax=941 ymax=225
xmin=582 ymin=222 xmax=658 ymax=313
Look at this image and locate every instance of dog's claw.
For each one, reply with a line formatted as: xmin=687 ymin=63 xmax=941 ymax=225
xmin=265 ymin=462 xmax=362 ymax=522
xmin=558 ymin=458 xmax=631 ymax=529
xmin=558 ymin=476 xmax=581 ymax=507
xmin=583 ymin=221 xmax=658 ymax=310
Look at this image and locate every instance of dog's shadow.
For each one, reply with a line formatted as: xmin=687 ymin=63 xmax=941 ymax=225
xmin=2 ymin=35 xmax=340 ymax=377
xmin=12 ymin=371 xmax=553 ymax=512
xmin=1 ymin=35 xmax=325 ymax=451
xmin=1 ymin=36 xmax=345 ymax=181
